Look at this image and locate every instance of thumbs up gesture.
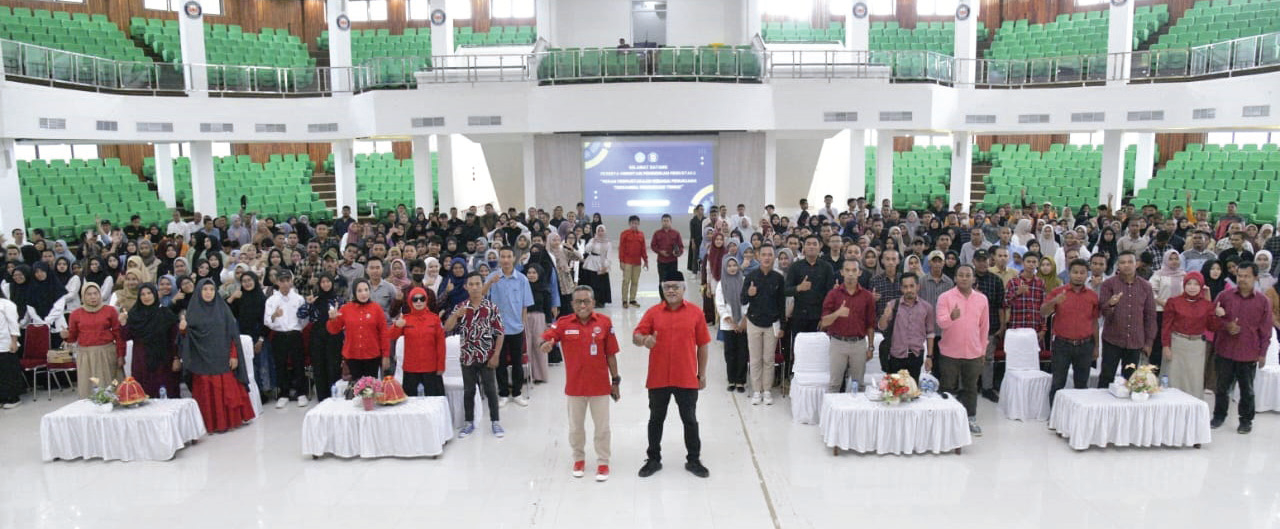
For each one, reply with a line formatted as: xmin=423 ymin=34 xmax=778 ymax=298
xmin=747 ymin=280 xmax=757 ymax=297
xmin=796 ymin=275 xmax=812 ymax=292
xmin=1052 ymin=292 xmax=1067 ymax=306
xmin=539 ymin=340 xmax=555 ymax=355
xmin=328 ymin=305 xmax=339 ymax=319
xmin=1227 ymin=318 xmax=1242 ymax=335
xmin=273 ymin=307 xmax=283 ymax=319
xmin=1017 ymin=283 xmax=1030 ymax=295
xmin=950 ymin=305 xmax=961 ymax=321
xmin=1108 ymin=292 xmax=1124 ymax=307
xmin=1214 ymin=303 xmax=1226 ymax=318
xmin=835 ymin=301 xmax=850 ymax=318
xmin=394 ymin=315 xmax=406 ymax=328
xmin=178 ymin=313 xmax=187 ymax=332
xmin=642 ymin=332 xmax=658 ymax=349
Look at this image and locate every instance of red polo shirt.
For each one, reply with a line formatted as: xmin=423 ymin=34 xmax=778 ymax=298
xmin=542 ymin=312 xmax=620 ymax=397
xmin=1045 ymin=284 xmax=1100 ymax=340
xmin=634 ymin=300 xmax=711 ymax=389
xmin=619 ymin=228 xmax=649 ymax=267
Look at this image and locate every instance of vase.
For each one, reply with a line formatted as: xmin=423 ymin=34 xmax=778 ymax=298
xmin=1131 ymin=391 xmax=1150 ymax=402
xmin=361 ymin=396 xmax=375 ymax=411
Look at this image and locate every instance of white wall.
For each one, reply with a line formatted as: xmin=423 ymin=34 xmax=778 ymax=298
xmin=551 ymin=0 xmax=630 ymax=48
xmin=447 ymin=134 xmax=501 ymax=210
xmin=668 ymin=0 xmax=743 ymax=46
xmin=550 ymin=0 xmax=746 ymax=47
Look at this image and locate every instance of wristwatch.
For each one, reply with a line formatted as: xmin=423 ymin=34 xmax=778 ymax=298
xmin=611 ymin=376 xmax=622 ymax=385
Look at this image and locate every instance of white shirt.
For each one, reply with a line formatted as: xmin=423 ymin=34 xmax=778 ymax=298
xmin=818 ymin=206 xmax=840 ymax=221
xmin=263 ymin=289 xmax=306 ymax=332
xmin=167 ymin=220 xmax=196 ymax=239
xmin=0 ymin=298 xmax=19 ymax=352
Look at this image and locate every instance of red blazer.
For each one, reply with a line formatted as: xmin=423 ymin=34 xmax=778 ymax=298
xmin=389 ymin=287 xmax=447 ymax=373
xmin=326 ymin=301 xmax=390 ymax=360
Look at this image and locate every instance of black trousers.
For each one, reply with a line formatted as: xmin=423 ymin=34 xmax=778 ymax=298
xmin=884 ymin=353 xmax=924 ymax=383
xmin=346 ymin=358 xmax=381 ymax=381
xmin=1214 ymin=356 xmax=1257 ymax=425
xmin=657 ymin=261 xmax=678 ymax=285
xmin=1051 ymin=338 xmax=1095 ymax=404
xmin=723 ymin=330 xmax=748 ymax=385
xmin=311 ymin=327 xmax=343 ymax=401
xmin=647 ymin=387 xmax=701 ymax=464
xmin=1097 ymin=340 xmax=1141 ymax=388
xmin=1150 ymin=312 xmax=1165 ymax=369
xmin=403 ymin=371 xmax=445 ymax=397
xmin=496 ymin=332 xmax=525 ymax=397
xmin=462 ymin=363 xmax=500 ymax=422
xmin=0 ymin=353 xmax=24 ymax=404
xmin=270 ymin=330 xmax=306 ymax=399
xmin=687 ymin=240 xmax=700 ymax=272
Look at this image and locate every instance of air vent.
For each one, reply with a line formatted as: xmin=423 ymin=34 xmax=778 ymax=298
xmin=879 ymin=111 xmax=912 ymax=122
xmin=39 ymin=118 xmax=66 ymax=130
xmin=823 ymin=111 xmax=858 ymax=123
xmin=308 ymin=123 xmax=339 ymax=133
xmin=1126 ymin=110 xmax=1164 ymax=122
xmin=965 ymin=114 xmax=996 ymax=124
xmin=255 ymin=123 xmax=287 ymax=133
xmin=95 ymin=120 xmax=118 ymax=132
xmin=411 ymin=117 xmax=446 ymax=128
xmin=1192 ymin=108 xmax=1216 ymax=120
xmin=1018 ymin=114 xmax=1050 ymax=124
xmin=1071 ymin=112 xmax=1105 ymax=123
xmin=200 ymin=123 xmax=234 ymax=133
xmin=136 ymin=122 xmax=174 ymax=133
xmin=467 ymin=115 xmax=502 ymax=126
xmin=1243 ymin=105 xmax=1271 ymax=117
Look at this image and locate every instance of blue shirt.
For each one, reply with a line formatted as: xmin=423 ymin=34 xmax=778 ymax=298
xmin=487 ymin=269 xmax=534 ymax=334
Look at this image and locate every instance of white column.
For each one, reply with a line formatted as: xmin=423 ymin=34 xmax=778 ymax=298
xmin=1133 ymin=132 xmax=1156 ymax=194
xmin=764 ymin=131 xmax=778 ymax=208
xmin=875 ymin=131 xmax=895 ymax=207
xmin=435 ymin=134 xmax=456 ymax=211
xmin=535 ymin=0 xmax=552 ymax=43
xmin=189 ymin=141 xmax=217 ymax=216
xmin=326 ymin=0 xmax=353 ymax=94
xmin=1099 ymin=130 xmax=1125 ymax=209
xmin=431 ymin=0 xmax=456 ymax=58
xmin=1106 ymin=0 xmax=1136 ymax=85
xmin=411 ymin=136 xmax=435 ymax=211
xmin=331 ymin=139 xmax=357 ymax=215
xmin=953 ymin=0 xmax=980 ymax=85
xmin=177 ymin=2 xmax=208 ymax=96
xmin=848 ymin=129 xmax=867 ymax=200
xmin=154 ymin=143 xmax=176 ymax=208
xmin=744 ymin=0 xmax=761 ymax=41
xmin=846 ymin=8 xmax=869 ymax=51
xmin=949 ymin=132 xmax=973 ymax=211
xmin=522 ymin=135 xmax=536 ymax=209
xmin=0 ymin=139 xmax=26 ymax=234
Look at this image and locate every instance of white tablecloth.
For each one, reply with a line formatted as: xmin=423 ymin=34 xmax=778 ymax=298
xmin=301 ymin=396 xmax=454 ymax=458
xmin=818 ymin=393 xmax=972 ymax=455
xmin=1048 ymin=389 xmax=1212 ymax=450
xmin=998 ymin=369 xmax=1052 ymax=422
xmin=791 ymin=385 xmax=829 ymax=425
xmin=1255 ymin=366 xmax=1280 ymax=412
xmin=40 ymin=399 xmax=206 ymax=462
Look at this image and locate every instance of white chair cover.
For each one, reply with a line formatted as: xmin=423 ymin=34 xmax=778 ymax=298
xmin=124 ymin=340 xmax=134 ymax=378
xmin=791 ymin=333 xmax=831 ymax=424
xmin=238 ymin=335 xmax=263 ymax=417
xmin=998 ymin=328 xmax=1051 ymax=421
xmin=440 ymin=335 xmax=480 ymax=429
xmin=1237 ymin=329 xmax=1280 ymax=411
xmin=393 ymin=337 xmax=405 ymax=382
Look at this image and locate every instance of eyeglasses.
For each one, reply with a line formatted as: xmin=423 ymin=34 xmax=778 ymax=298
xmin=571 ymin=299 xmax=593 ymax=306
xmin=412 ymin=296 xmax=427 ymax=303
xmin=661 ymin=283 xmax=684 ymax=290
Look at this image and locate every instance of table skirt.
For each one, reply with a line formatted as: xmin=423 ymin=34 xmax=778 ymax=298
xmin=301 ymin=396 xmax=454 ymax=458
xmin=1048 ymin=389 xmax=1211 ymax=450
xmin=41 ymin=399 xmax=206 ymax=462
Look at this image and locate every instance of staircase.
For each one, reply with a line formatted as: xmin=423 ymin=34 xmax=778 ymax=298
xmin=311 ymin=172 xmax=337 ymax=212
xmin=129 ymin=34 xmax=184 ymax=92
xmin=971 ymin=162 xmax=993 ymax=206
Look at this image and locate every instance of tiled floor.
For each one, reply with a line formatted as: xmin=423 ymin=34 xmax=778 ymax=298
xmin=3 ymin=287 xmax=1279 ymax=529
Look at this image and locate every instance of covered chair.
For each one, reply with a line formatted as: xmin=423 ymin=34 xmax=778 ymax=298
xmin=790 ymin=332 xmax=831 ymax=425
xmin=998 ymin=328 xmax=1052 ymax=421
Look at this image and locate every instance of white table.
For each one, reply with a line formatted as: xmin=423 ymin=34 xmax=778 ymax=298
xmin=1048 ymin=389 xmax=1212 ymax=450
xmin=818 ymin=393 xmax=972 ymax=455
xmin=301 ymin=396 xmax=454 ymax=459
xmin=40 ymin=398 xmax=207 ymax=462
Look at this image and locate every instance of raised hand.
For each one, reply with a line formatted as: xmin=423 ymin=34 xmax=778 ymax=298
xmin=1227 ymin=318 xmax=1242 ymax=335
xmin=642 ymin=332 xmax=658 ymax=349
xmin=747 ymin=280 xmax=757 ymax=297
xmin=835 ymin=301 xmax=851 ymax=318
xmin=178 ymin=313 xmax=187 ymax=332
xmin=1108 ymin=292 xmax=1124 ymax=307
xmin=1051 ymin=292 xmax=1067 ymax=306
xmin=796 ymin=275 xmax=812 ymax=292
xmin=950 ymin=305 xmax=961 ymax=321
xmin=539 ymin=340 xmax=555 ymax=354
xmin=1214 ymin=303 xmax=1226 ymax=318
xmin=1017 ymin=283 xmax=1029 ymax=295
xmin=394 ymin=315 xmax=406 ymax=328
xmin=273 ymin=307 xmax=284 ymax=319
xmin=328 ymin=305 xmax=339 ymax=319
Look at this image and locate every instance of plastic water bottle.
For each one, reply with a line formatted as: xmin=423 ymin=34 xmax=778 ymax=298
xmin=1160 ymin=375 xmax=1170 ymax=389
xmin=159 ymin=387 xmax=168 ymax=399
xmin=848 ymin=380 xmax=859 ymax=395
xmin=418 ymin=383 xmax=425 ymax=397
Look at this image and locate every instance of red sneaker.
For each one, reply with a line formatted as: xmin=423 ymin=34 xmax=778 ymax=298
xmin=572 ymin=460 xmax=585 ymax=478
xmin=595 ymin=465 xmax=610 ymax=482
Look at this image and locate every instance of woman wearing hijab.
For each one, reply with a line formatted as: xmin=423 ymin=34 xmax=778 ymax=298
xmin=228 ymin=271 xmax=267 ymax=392
xmin=157 ymin=275 xmax=177 ymax=307
xmin=110 ymin=261 xmax=149 ymax=313
xmin=24 ymin=262 xmax=66 ymax=348
xmin=522 ymin=263 xmax=555 ymax=385
xmin=902 ymin=211 xmax=921 ymax=241
xmin=1161 ymin=272 xmax=1216 ymax=397
xmin=83 ymin=257 xmax=114 ymax=299
xmin=326 ymin=279 xmax=391 ymax=381
xmin=1036 ymin=255 xmax=1062 ymax=293
xmin=715 ymin=255 xmax=749 ymax=392
xmin=52 ymin=239 xmax=76 ymax=265
xmin=1039 ymin=224 xmax=1063 ymax=269
xmin=1093 ymin=227 xmax=1119 ymax=271
xmin=53 ymin=257 xmax=80 ymax=313
xmin=1254 ymin=250 xmax=1276 ymax=292
xmin=391 ymin=286 xmax=447 ymax=397
xmin=439 ymin=257 xmax=469 ymax=313
xmin=179 ymin=279 xmax=255 ymax=433
xmin=63 ymin=282 xmax=125 ymax=398
xmin=1013 ymin=218 xmax=1035 ymax=248
xmin=703 ymin=232 xmax=728 ymax=325
xmin=469 ymin=238 xmax=490 ymax=273
xmin=546 ymin=233 xmax=580 ymax=311
xmin=580 ymin=225 xmax=612 ymax=308
xmin=305 ymin=273 xmax=344 ymax=401
xmin=123 ymin=283 xmax=179 ymax=397
xmin=1149 ymin=249 xmax=1186 ymax=368
xmin=0 ymin=288 xmax=21 ymax=409
xmin=172 ymin=256 xmax=191 ymax=279
xmin=389 ymin=259 xmax=413 ymax=291
xmin=170 ymin=276 xmax=197 ymax=314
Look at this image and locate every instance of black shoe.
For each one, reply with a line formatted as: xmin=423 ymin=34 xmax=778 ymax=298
xmin=981 ymin=389 xmax=1000 ymax=403
xmin=1210 ymin=418 xmax=1225 ymax=429
xmin=638 ymin=459 xmax=662 ymax=478
xmin=727 ymin=385 xmax=736 ymax=392
xmin=1238 ymin=423 xmax=1253 ymax=434
xmin=736 ymin=385 xmax=746 ymax=393
xmin=685 ymin=460 xmax=710 ymax=478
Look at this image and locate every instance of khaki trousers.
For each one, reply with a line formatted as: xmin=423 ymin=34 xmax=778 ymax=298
xmin=567 ymin=395 xmax=612 ymax=465
xmin=828 ymin=338 xmax=869 ymax=393
xmin=747 ymin=323 xmax=778 ymax=393
xmin=620 ymin=264 xmax=642 ymax=302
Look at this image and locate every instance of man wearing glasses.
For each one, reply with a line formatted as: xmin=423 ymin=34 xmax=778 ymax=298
xmin=539 ymin=285 xmax=621 ymax=482
xmin=633 ymin=271 xmax=711 ymax=479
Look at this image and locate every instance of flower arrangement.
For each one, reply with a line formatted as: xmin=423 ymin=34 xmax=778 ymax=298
xmin=1125 ymin=364 xmax=1161 ymax=398
xmin=88 ymin=377 xmax=119 ymax=406
xmin=877 ymin=370 xmax=922 ymax=405
xmin=351 ymin=376 xmax=382 ymax=410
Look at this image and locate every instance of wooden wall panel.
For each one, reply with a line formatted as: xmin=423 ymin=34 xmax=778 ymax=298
xmin=1155 ymin=132 xmax=1205 ymax=165
xmin=976 ymin=134 xmax=1070 ymax=152
xmin=96 ymin=144 xmax=154 ymax=181
xmin=894 ymin=136 xmax=915 ymax=152
xmin=391 ymin=141 xmax=413 ymax=160
xmin=232 ymin=142 xmax=331 ymax=170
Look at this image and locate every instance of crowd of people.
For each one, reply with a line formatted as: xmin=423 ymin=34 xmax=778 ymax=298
xmin=0 ymin=188 xmax=1275 ymax=478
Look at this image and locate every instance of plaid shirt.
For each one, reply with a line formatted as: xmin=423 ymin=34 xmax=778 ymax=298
xmin=1144 ymin=243 xmax=1173 ymax=270
xmin=451 ymin=298 xmax=504 ymax=366
xmin=870 ymin=273 xmax=902 ymax=318
xmin=1004 ymin=274 xmax=1046 ymax=332
xmin=973 ymin=270 xmax=1006 ymax=335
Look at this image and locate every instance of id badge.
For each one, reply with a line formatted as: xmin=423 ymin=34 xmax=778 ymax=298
xmin=590 ymin=342 xmax=598 ymax=356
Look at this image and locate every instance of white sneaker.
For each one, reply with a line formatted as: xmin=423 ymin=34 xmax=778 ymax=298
xmin=763 ymin=391 xmax=774 ymax=406
xmin=297 ymin=395 xmax=309 ymax=408
xmin=2 ymin=400 xmax=20 ymax=409
xmin=514 ymin=395 xmax=530 ymax=407
xmin=276 ymin=397 xmax=288 ymax=409
xmin=499 ymin=397 xmax=510 ymax=408
xmin=750 ymin=392 xmax=762 ymax=405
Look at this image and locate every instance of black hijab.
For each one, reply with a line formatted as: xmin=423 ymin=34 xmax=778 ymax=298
xmin=230 ymin=271 xmax=267 ymax=340
xmin=179 ymin=279 xmax=245 ymax=383
xmin=83 ymin=257 xmax=111 ymax=288
xmin=126 ymin=283 xmax=178 ymax=371
xmin=8 ymin=265 xmax=33 ymax=318
xmin=27 ymin=262 xmax=63 ymax=318
xmin=1201 ymin=259 xmax=1230 ymax=300
xmin=52 ymin=257 xmax=73 ymax=286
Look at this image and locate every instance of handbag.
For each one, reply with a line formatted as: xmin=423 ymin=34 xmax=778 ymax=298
xmin=877 ymin=299 xmax=901 ymax=367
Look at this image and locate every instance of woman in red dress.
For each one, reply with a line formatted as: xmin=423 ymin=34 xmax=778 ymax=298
xmin=179 ymin=279 xmax=255 ymax=433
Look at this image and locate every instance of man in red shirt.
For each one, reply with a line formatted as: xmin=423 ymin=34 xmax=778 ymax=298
xmin=633 ymin=271 xmax=711 ymax=479
xmin=819 ymin=259 xmax=876 ymax=392
xmin=540 ymin=285 xmax=621 ymax=482
xmin=618 ymin=215 xmax=649 ymax=308
xmin=1041 ymin=259 xmax=1100 ymax=403
xmin=650 ymin=214 xmax=685 ymax=290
